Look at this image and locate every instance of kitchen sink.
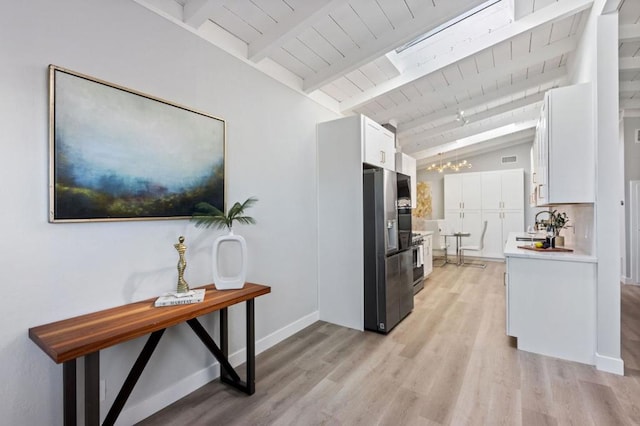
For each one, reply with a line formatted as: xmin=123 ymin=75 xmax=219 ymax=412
xmin=515 ymin=236 xmax=546 ymax=242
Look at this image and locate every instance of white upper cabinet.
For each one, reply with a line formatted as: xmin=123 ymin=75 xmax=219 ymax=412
xmin=482 ymin=169 xmax=524 ymax=210
xmin=395 ymin=152 xmax=417 ymax=208
xmin=444 ymin=173 xmax=482 ymax=211
xmin=534 ymin=83 xmax=594 ymax=206
xmin=362 ymin=116 xmax=395 ymax=171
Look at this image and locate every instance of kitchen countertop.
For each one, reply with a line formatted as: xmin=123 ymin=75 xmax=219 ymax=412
xmin=504 ymin=232 xmax=597 ymax=264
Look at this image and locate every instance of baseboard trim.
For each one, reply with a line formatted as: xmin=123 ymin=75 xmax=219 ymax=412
xmin=595 ymin=352 xmax=624 ymax=375
xmin=116 ymin=310 xmax=320 ymax=425
xmin=622 ymin=276 xmax=639 ymax=285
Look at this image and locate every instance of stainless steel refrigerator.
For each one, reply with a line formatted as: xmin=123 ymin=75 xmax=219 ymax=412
xmin=363 ymin=168 xmax=413 ymax=333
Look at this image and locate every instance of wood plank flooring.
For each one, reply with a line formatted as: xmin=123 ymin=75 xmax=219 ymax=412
xmin=137 ymin=262 xmax=640 ymax=425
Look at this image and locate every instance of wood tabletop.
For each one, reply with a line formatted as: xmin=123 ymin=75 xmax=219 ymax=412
xmin=29 ymin=283 xmax=271 ymax=364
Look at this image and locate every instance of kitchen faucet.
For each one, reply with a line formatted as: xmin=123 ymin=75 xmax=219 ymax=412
xmin=534 ymin=210 xmax=554 ymax=230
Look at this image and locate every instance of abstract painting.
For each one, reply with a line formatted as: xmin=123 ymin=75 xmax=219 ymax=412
xmin=49 ymin=65 xmax=225 ymax=222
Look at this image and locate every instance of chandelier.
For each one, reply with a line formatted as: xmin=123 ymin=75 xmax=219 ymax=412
xmin=426 ymin=152 xmax=472 ymax=173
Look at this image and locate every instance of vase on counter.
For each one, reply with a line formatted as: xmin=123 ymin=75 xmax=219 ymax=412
xmin=212 ymin=229 xmax=247 ymax=290
xmin=555 ymin=235 xmax=565 ymax=247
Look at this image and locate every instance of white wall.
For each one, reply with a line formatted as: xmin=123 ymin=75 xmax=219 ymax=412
xmin=0 ymin=1 xmax=338 ymax=424
xmin=568 ymin=0 xmax=623 ymax=374
xmin=415 ymin=141 xmax=539 ymax=227
xmin=623 ymin=117 xmax=640 ymax=281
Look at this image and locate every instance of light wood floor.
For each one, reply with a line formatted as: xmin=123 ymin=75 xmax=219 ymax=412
xmin=138 ymin=262 xmax=640 ymax=425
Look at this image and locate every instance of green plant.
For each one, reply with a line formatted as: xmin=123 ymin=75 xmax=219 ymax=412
xmin=191 ymin=197 xmax=257 ymax=231
xmin=550 ymin=210 xmax=569 ymax=235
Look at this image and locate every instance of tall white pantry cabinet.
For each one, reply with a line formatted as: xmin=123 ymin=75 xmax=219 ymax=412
xmin=445 ymin=169 xmax=524 ymax=258
xmin=316 ymin=115 xmax=396 ymax=331
xmin=444 ymin=173 xmax=483 ymax=253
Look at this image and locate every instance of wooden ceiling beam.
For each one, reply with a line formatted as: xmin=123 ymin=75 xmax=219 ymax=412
xmin=410 ymin=117 xmax=538 ymax=160
xmin=620 ymin=56 xmax=640 ymax=71
xmin=400 ymin=92 xmax=544 ymax=145
xmin=404 ymin=107 xmax=540 ymax=156
xmin=416 ymin=129 xmax=535 ymax=168
xmin=619 ymin=24 xmax=640 ymax=43
xmin=301 ymin=0 xmax=488 ymax=93
xmin=396 ymin=66 xmax=566 ymax=134
xmin=338 ymin=0 xmax=592 ymax=113
xmin=620 ymin=81 xmax=640 ymax=92
xmin=374 ymin=40 xmax=573 ymax=124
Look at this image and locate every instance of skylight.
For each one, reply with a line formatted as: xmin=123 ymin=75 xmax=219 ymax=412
xmin=385 ymin=0 xmax=512 ymax=73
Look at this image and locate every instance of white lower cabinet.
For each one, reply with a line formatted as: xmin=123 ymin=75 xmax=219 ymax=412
xmin=423 ymin=234 xmax=433 ymax=277
xmin=506 ymin=256 xmax=596 ymax=365
xmin=482 ymin=210 xmax=524 ymax=258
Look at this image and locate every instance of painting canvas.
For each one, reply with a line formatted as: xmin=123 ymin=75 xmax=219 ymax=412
xmin=49 ymin=65 xmax=225 ymax=222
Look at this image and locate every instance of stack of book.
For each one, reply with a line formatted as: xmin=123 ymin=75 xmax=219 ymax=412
xmin=154 ymin=289 xmax=206 ymax=307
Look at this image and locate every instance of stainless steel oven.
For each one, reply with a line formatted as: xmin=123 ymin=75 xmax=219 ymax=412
xmin=411 ymin=234 xmax=424 ymax=294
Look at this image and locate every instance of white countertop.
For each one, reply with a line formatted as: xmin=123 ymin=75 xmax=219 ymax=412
xmin=504 ymin=232 xmax=597 ymax=264
xmin=413 ymin=231 xmax=434 ymax=236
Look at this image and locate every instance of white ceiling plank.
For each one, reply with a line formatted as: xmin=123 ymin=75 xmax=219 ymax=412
xmin=296 ymin=27 xmax=344 ymax=66
xmin=312 ymin=14 xmax=358 ymax=57
xmin=344 ymin=69 xmax=376 ymax=92
xmin=417 ymin=130 xmax=535 ymax=168
xmin=620 ymin=81 xmax=640 ymax=92
xmin=377 ymin=42 xmax=572 ymax=123
xmin=400 ymin=92 xmax=544 ymax=144
xmin=405 ymin=106 xmax=540 ymax=153
xmin=337 ymin=0 xmax=593 ymax=113
xmin=376 ymin=0 xmax=414 ymax=28
xmin=411 ymin=118 xmax=538 ymax=160
xmin=281 ymin=38 xmax=330 ymax=74
xmin=618 ymin=0 xmax=640 ymax=25
xmin=620 ymin=24 xmax=640 ymax=43
xmin=183 ymin=0 xmax=224 ymax=28
xmin=301 ymin=0 xmax=489 ymax=92
xmin=620 ymin=56 xmax=640 ymax=71
xmin=248 ymin=0 xmax=344 ymax=62
xmin=621 ymin=99 xmax=640 ymax=109
xmin=349 ymin=0 xmax=394 ymax=38
xmin=603 ymin=0 xmax=623 ymax=15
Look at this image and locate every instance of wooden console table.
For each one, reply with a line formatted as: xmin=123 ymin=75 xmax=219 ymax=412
xmin=29 ymin=283 xmax=270 ymax=426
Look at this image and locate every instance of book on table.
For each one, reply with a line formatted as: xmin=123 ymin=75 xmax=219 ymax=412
xmin=154 ymin=289 xmax=206 ymax=307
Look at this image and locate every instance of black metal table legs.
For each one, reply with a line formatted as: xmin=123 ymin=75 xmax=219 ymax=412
xmin=62 ymin=299 xmax=257 ymax=426
xmin=63 ymin=360 xmax=76 ymax=426
xmin=189 ymin=299 xmax=256 ymax=395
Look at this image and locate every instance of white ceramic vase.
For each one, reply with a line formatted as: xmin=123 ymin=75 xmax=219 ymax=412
xmin=212 ymin=229 xmax=247 ymax=290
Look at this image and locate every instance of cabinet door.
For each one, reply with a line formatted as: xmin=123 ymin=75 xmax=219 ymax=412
xmin=423 ymin=235 xmax=433 ymax=277
xmin=505 ymin=257 xmax=512 ymax=336
xmin=481 ymin=172 xmax=502 ymax=210
xmin=501 ymin=170 xmax=524 ymax=210
xmin=501 ymin=211 xmax=524 ymax=249
xmin=379 ymin=130 xmax=396 ymax=171
xmin=462 ymin=173 xmax=482 ymax=210
xmin=536 ymin=96 xmax=549 ymax=206
xmin=546 ymin=84 xmax=594 ymax=203
xmin=444 ymin=175 xmax=463 ymax=210
xmin=481 ymin=210 xmax=503 ymax=258
xmin=363 ymin=118 xmax=395 ymax=170
xmin=461 ymin=210 xmax=483 ymax=248
xmin=444 ymin=210 xmax=463 ymax=255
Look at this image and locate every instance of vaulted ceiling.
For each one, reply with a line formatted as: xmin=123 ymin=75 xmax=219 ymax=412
xmin=135 ymin=0 xmax=638 ymax=168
